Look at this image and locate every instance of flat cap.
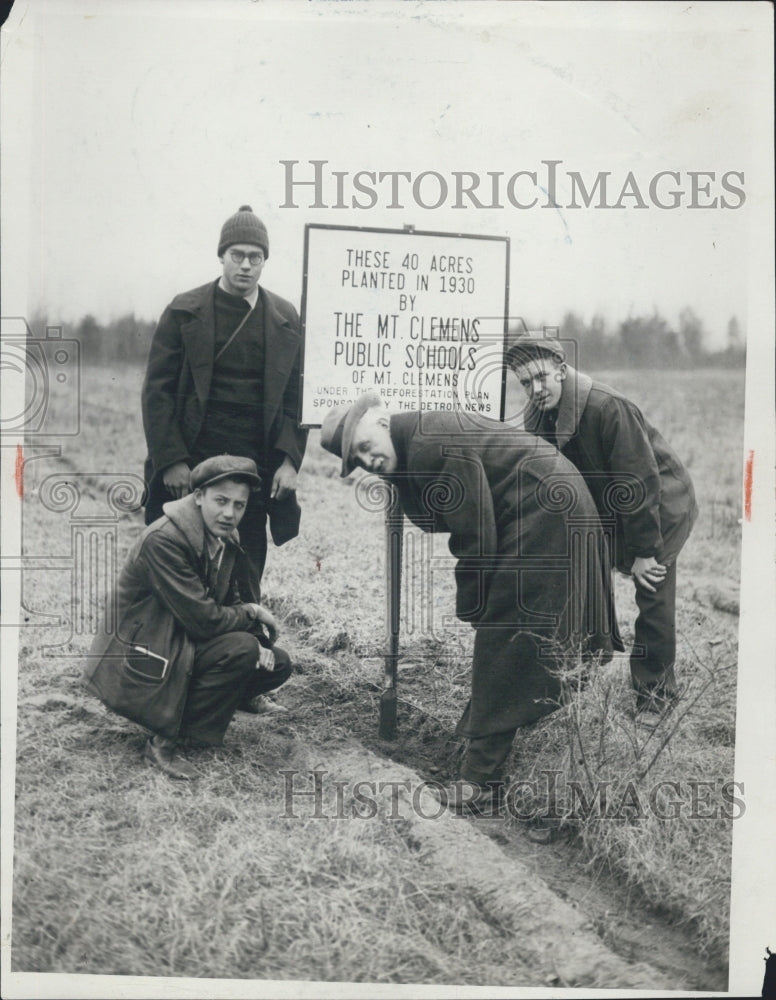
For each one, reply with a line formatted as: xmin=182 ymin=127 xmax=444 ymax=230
xmin=189 ymin=454 xmax=262 ymax=492
xmin=505 ymin=335 xmax=566 ymax=369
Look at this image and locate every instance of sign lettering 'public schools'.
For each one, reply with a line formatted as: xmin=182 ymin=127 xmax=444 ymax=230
xmin=299 ymin=225 xmax=510 ymax=425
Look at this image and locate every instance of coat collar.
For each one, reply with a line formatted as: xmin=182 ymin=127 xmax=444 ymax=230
xmin=169 ymin=279 xmax=295 ymax=330
xmin=169 ymin=281 xmax=218 ymax=315
xmin=262 ymin=286 xmax=296 ymax=335
xmin=388 ymin=411 xmax=418 ymax=472
xmin=525 ymin=365 xmax=593 ymax=448
xmin=161 ymin=494 xmax=241 ymax=558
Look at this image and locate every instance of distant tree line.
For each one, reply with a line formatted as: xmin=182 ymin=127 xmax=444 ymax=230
xmin=62 ymin=313 xmax=158 ymax=367
xmin=539 ymin=308 xmax=746 ymax=369
xmin=30 ymin=306 xmax=745 ymax=369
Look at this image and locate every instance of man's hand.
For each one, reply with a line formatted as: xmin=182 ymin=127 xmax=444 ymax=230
xmin=162 ymin=461 xmax=190 ymax=499
xmin=257 ymin=646 xmax=276 ymax=672
xmin=244 ymin=603 xmax=279 ymax=644
xmin=631 ymin=556 xmax=667 ymax=593
xmin=271 ymin=455 xmax=298 ymax=501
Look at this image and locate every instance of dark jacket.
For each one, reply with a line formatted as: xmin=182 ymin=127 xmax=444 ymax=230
xmin=82 ymin=495 xmax=264 ymax=739
xmin=142 ymin=279 xmax=308 ymax=486
xmin=525 ymin=368 xmax=698 ymax=573
xmin=387 ymin=411 xmax=615 ymax=735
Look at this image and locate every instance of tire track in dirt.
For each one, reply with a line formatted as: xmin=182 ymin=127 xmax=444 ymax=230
xmin=317 ymin=745 xmax=669 ymax=990
xmin=277 ymin=655 xmax=728 ymax=992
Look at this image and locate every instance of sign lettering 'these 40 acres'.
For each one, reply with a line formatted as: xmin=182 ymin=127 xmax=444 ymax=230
xmin=299 ymin=225 xmax=510 ymax=425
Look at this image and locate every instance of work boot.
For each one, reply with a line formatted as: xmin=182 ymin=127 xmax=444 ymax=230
xmin=523 ymin=815 xmax=564 ymax=844
xmin=237 ymin=694 xmax=288 ymax=715
xmin=634 ymin=681 xmax=678 ymax=728
xmin=144 ymin=735 xmax=199 ymax=780
xmin=439 ymin=779 xmax=504 ymax=817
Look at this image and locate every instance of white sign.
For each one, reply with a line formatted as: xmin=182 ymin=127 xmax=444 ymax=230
xmin=300 ymin=225 xmax=509 ymax=425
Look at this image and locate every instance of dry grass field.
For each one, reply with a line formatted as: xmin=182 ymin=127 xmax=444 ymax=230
xmin=9 ymin=365 xmax=743 ymax=990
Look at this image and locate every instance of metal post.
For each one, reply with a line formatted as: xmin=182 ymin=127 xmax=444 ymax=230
xmin=379 ymin=482 xmax=404 ymax=740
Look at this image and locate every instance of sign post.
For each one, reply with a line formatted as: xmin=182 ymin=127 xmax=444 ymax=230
xmin=380 ymin=482 xmax=404 ymax=741
xmin=300 ymin=224 xmax=510 ymax=736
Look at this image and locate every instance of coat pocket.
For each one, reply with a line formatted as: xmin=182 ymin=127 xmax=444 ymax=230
xmin=122 ymin=644 xmax=170 ymax=682
xmin=86 ymin=620 xmax=193 ymax=741
xmin=118 ymin=621 xmax=168 ymax=682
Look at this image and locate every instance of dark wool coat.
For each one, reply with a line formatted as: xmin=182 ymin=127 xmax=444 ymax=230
xmin=387 ymin=411 xmax=615 ymax=737
xmin=524 ymin=368 xmax=698 ymax=573
xmin=83 ymin=495 xmax=264 ymax=740
xmin=142 ymin=279 xmax=308 ymax=490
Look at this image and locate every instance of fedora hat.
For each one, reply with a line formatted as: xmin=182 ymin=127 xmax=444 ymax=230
xmin=320 ymin=391 xmax=384 ymax=477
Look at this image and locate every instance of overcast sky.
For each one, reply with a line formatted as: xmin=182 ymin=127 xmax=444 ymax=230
xmin=2 ymin=0 xmax=771 ymax=345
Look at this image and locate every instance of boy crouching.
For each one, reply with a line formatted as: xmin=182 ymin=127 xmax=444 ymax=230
xmin=83 ymin=455 xmax=292 ymax=780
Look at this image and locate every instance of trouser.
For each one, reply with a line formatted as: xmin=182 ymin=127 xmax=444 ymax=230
xmin=461 ymin=560 xmax=682 ymax=782
xmin=145 ymin=475 xmax=269 ymax=587
xmin=630 ymin=560 xmax=678 ymax=696
xmin=180 ymin=632 xmax=292 ymax=746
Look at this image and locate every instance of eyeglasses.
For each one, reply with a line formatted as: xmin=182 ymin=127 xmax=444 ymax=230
xmin=228 ymin=249 xmax=264 ymax=265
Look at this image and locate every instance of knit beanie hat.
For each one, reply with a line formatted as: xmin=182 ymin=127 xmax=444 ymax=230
xmin=217 ymin=205 xmax=269 ymax=259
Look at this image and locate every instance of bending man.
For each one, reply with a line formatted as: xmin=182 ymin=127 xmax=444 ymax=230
xmin=321 ymin=393 xmax=615 ymax=811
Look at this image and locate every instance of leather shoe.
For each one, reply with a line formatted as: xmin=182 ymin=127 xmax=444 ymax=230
xmin=144 ymin=736 xmax=199 ymax=780
xmin=439 ymin=780 xmax=504 ymax=817
xmin=524 ymin=817 xmax=563 ymax=844
xmin=635 ymin=684 xmax=678 ymax=728
xmin=237 ymin=694 xmax=288 ymax=715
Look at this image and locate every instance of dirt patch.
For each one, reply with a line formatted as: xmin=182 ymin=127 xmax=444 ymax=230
xmin=320 ymin=745 xmax=669 ymax=990
xmin=276 ymin=655 xmax=728 ymax=992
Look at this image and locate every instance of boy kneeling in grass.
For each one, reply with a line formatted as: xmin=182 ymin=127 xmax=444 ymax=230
xmin=507 ymin=336 xmax=698 ymax=723
xmin=83 ymin=455 xmax=291 ymax=780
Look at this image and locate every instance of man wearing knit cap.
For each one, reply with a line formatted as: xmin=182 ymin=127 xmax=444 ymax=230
xmin=506 ymin=336 xmax=698 ymax=723
xmin=141 ymin=205 xmax=307 ymax=592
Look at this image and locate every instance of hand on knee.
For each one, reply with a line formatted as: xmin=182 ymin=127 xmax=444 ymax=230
xmin=268 ymin=644 xmax=292 ymax=674
xmin=257 ymin=645 xmax=276 ymax=671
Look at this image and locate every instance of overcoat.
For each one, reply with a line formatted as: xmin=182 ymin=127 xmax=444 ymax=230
xmin=141 ymin=280 xmax=308 ymax=522
xmin=83 ymin=495 xmax=265 ymax=740
xmin=386 ymin=411 xmax=615 ymax=737
xmin=524 ymin=368 xmax=698 ymax=573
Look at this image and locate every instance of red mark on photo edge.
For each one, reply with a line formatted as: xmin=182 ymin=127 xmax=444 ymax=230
xmin=743 ymin=449 xmax=754 ymax=522
xmin=15 ymin=445 xmax=25 ymax=498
